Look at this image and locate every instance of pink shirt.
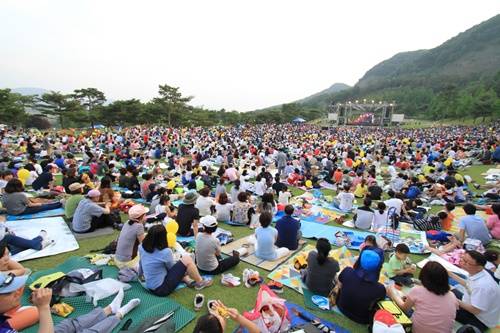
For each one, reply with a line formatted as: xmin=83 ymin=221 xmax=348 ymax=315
xmin=408 ymin=286 xmax=458 ymax=333
xmin=486 ymin=214 xmax=500 ymax=239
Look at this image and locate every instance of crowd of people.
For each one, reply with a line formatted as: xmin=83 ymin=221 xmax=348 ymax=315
xmin=0 ymin=122 xmax=499 ymax=333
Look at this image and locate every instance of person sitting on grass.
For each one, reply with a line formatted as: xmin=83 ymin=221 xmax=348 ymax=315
xmin=0 ymin=276 xmax=140 ymax=333
xmin=2 ymin=179 xmax=62 ymax=216
xmin=71 ymin=189 xmax=112 ymax=233
xmin=176 ymin=191 xmax=200 ymax=237
xmin=384 ymin=243 xmax=416 ymax=287
xmin=458 ymin=203 xmax=491 ymax=246
xmin=447 ymin=250 xmax=500 ymax=332
xmin=336 ymin=249 xmax=386 ymax=325
xmin=333 ymin=185 xmax=355 ymax=212
xmin=195 ymin=216 xmax=240 ymax=275
xmin=114 ymin=204 xmax=147 ymax=269
xmin=353 ymin=198 xmax=374 ymax=230
xmin=193 ymin=300 xmax=259 ymax=333
xmin=387 ymin=261 xmax=458 ymax=333
xmin=215 ymin=193 xmax=233 ymax=223
xmin=248 ymin=212 xmax=290 ymax=261
xmin=64 ymin=182 xmax=85 ymax=221
xmin=275 ymin=205 xmax=301 ymax=251
xmin=301 ymin=238 xmax=340 ymax=297
xmin=139 ymin=225 xmax=212 ymax=296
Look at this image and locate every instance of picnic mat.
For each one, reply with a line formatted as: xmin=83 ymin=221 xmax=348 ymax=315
xmin=21 ymin=257 xmax=195 ymax=333
xmin=221 ymin=235 xmax=305 ymax=271
xmin=235 ymin=301 xmax=350 ymax=333
xmin=273 ymin=205 xmax=341 ymax=224
xmin=268 ymin=246 xmax=358 ymax=294
xmin=378 ymin=223 xmax=429 ymax=254
xmin=6 ymin=217 xmax=79 ymax=262
xmin=6 ymin=207 xmax=65 ymax=221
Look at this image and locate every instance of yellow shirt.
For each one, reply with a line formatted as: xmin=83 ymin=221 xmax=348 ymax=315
xmin=17 ymin=168 xmax=31 ymax=186
xmin=354 ymin=184 xmax=368 ymax=198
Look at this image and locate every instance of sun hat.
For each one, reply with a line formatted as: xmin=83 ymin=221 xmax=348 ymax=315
xmin=0 ymin=273 xmax=28 ymax=294
xmin=183 ymin=191 xmax=198 ymax=205
xmin=128 ymin=204 xmax=149 ymax=220
xmin=200 ymin=215 xmax=218 ymax=228
xmin=68 ymin=182 xmax=84 ymax=192
xmin=86 ymin=189 xmax=101 ymax=198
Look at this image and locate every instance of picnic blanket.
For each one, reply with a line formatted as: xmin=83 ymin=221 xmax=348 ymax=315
xmin=221 ymin=235 xmax=305 ymax=271
xmin=377 ymin=223 xmax=429 ymax=254
xmin=273 ymin=205 xmax=341 ymax=224
xmin=268 ymin=246 xmax=357 ymax=294
xmin=6 ymin=207 xmax=65 ymax=221
xmin=6 ymin=217 xmax=79 ymax=262
xmin=21 ymin=257 xmax=195 ymax=333
xmin=417 ymin=253 xmax=469 ymax=277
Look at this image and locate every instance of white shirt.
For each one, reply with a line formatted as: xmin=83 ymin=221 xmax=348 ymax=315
xmin=215 ymin=203 xmax=233 ymax=222
xmin=195 ymin=196 xmax=215 ymax=217
xmin=373 ymin=209 xmax=389 ymax=231
xmin=336 ymin=192 xmax=355 ymax=211
xmin=278 ymin=191 xmax=292 ymax=204
xmin=463 ymin=269 xmax=500 ymax=328
xmin=384 ymin=198 xmax=404 ymax=216
xmin=255 ymin=179 xmax=267 ymax=196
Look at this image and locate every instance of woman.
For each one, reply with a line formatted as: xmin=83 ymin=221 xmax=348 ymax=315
xmin=250 ymin=212 xmax=289 ymax=261
xmin=486 ymin=203 xmax=500 ymax=240
xmin=387 ymin=261 xmax=458 ymax=333
xmin=62 ymin=167 xmax=79 ymax=194
xmin=195 ymin=216 xmax=240 ymax=274
xmin=195 ymin=187 xmax=215 ymax=217
xmin=353 ymin=178 xmax=368 ymax=198
xmin=1 ymin=179 xmax=62 ymax=216
xmin=232 ymin=192 xmax=253 ymax=226
xmin=215 ymin=193 xmax=233 ymax=223
xmin=114 ymin=205 xmax=147 ymax=269
xmin=139 ymin=224 xmax=212 ymax=296
xmin=336 ymin=249 xmax=386 ymax=325
xmin=301 ymin=238 xmax=340 ymax=296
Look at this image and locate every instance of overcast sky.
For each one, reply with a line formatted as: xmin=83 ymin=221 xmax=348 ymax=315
xmin=1 ymin=1 xmax=499 ymax=111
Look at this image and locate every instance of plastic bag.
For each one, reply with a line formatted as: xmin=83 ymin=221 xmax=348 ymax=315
xmin=243 ymin=285 xmax=290 ymax=333
xmin=69 ymin=278 xmax=130 ymax=306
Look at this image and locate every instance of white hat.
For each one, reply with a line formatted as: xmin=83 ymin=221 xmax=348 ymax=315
xmin=200 ymin=215 xmax=218 ymax=228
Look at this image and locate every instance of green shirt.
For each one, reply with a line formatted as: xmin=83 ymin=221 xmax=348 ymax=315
xmin=65 ymin=194 xmax=84 ymax=219
xmin=384 ymin=253 xmax=411 ymax=278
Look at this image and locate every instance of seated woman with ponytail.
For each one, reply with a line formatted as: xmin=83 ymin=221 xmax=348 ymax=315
xmin=301 ymin=238 xmax=340 ymax=296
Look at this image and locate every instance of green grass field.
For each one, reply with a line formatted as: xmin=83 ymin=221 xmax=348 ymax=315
xmin=22 ymin=164 xmax=497 ymax=333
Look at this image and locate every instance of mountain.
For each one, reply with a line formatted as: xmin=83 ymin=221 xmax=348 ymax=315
xmin=11 ymin=87 xmax=49 ymax=96
xmin=357 ymin=14 xmax=500 ymax=90
xmin=298 ymin=83 xmax=351 ymax=104
xmin=252 ymin=14 xmax=500 ymax=118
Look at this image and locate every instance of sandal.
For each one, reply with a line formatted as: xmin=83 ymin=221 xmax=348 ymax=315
xmin=194 ymin=294 xmax=204 ymax=311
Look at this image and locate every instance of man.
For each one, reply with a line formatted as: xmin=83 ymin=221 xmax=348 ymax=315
xmin=275 ymin=149 xmax=287 ymax=178
xmin=0 ymin=273 xmax=53 ymax=333
xmin=275 ymin=205 xmax=301 ymax=251
xmin=31 ymin=164 xmax=58 ymax=191
xmin=458 ymin=203 xmax=491 ymax=245
xmin=72 ymin=189 xmax=111 ymax=233
xmin=64 ymin=182 xmax=85 ymax=221
xmin=176 ymin=191 xmax=200 ymax=237
xmin=384 ymin=190 xmax=409 ymax=218
xmin=448 ymin=251 xmax=500 ymax=332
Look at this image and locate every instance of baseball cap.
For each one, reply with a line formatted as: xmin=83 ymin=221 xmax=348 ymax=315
xmin=360 ymin=250 xmax=381 ymax=272
xmin=200 ymin=215 xmax=218 ymax=228
xmin=0 ymin=273 xmax=28 ymax=294
xmin=68 ymin=182 xmax=84 ymax=192
xmin=86 ymin=189 xmax=101 ymax=198
xmin=128 ymin=204 xmax=149 ymax=220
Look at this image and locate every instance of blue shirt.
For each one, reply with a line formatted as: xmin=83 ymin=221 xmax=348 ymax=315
xmin=139 ymin=245 xmax=175 ymax=290
xmin=459 ymin=215 xmax=491 ymax=245
xmin=0 ymin=314 xmax=17 ymax=333
xmin=406 ymin=185 xmax=421 ymax=199
xmin=275 ymin=215 xmax=300 ymax=250
xmin=255 ymin=227 xmax=278 ymax=260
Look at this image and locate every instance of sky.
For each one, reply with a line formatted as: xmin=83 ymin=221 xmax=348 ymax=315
xmin=1 ymin=1 xmax=499 ymax=111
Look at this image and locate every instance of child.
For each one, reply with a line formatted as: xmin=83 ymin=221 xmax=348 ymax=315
xmin=334 ymin=185 xmax=355 ymax=212
xmin=441 ymin=202 xmax=455 ymax=231
xmin=384 ymin=243 xmax=415 ymax=286
xmin=372 ymin=202 xmax=388 ymax=231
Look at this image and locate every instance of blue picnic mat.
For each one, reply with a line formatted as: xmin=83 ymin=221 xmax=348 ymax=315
xmin=300 ymin=221 xmax=371 ymax=250
xmin=6 ymin=208 xmax=65 ymax=221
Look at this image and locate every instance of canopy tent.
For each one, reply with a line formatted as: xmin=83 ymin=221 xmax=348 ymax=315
xmin=292 ymin=117 xmax=306 ymax=123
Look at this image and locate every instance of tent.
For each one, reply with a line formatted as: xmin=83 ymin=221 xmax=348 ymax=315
xmin=292 ymin=117 xmax=306 ymax=124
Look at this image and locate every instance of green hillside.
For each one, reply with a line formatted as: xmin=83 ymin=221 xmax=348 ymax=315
xmin=251 ymin=14 xmax=500 ymax=121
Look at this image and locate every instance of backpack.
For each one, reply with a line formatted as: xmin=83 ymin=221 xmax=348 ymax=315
xmin=243 ymin=284 xmax=290 ymax=333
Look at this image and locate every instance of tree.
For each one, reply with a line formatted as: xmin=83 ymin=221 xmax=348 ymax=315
xmin=73 ymin=88 xmax=106 ymax=128
xmin=0 ymin=89 xmax=27 ymax=125
xmin=36 ymin=91 xmax=81 ymax=128
xmin=153 ymin=84 xmax=193 ymax=126
xmin=25 ymin=115 xmax=51 ymax=129
xmin=99 ymin=99 xmax=144 ymax=126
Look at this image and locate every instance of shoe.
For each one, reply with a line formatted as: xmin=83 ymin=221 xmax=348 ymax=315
xmin=194 ymin=294 xmax=204 ymax=311
xmin=41 ymin=239 xmax=55 ymax=249
xmin=267 ymin=281 xmax=283 ymax=293
xmin=195 ymin=278 xmax=213 ymax=290
xmin=39 ymin=230 xmax=48 ymax=241
xmin=244 ymin=269 xmax=262 ymax=288
xmin=242 ymin=269 xmax=251 ymax=288
xmin=221 ymin=273 xmax=241 ymax=287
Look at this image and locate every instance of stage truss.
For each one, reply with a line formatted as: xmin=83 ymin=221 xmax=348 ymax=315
xmin=328 ymin=100 xmax=402 ymax=126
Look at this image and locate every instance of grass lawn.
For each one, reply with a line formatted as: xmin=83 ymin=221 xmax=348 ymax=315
xmin=22 ymin=164 xmax=497 ymax=333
